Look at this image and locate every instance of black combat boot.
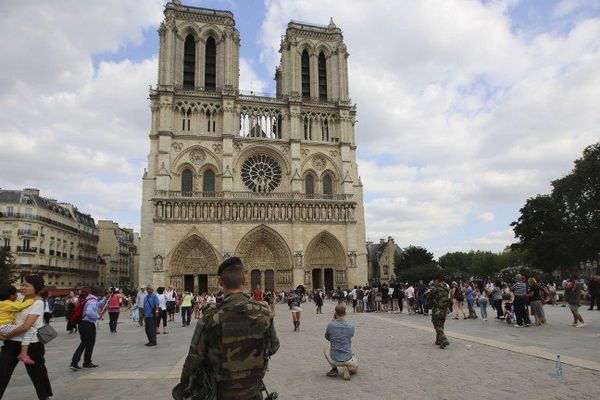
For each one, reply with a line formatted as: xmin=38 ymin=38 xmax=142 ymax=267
xmin=297 ymin=320 xmax=300 ymax=331
xmin=439 ymin=340 xmax=449 ymax=349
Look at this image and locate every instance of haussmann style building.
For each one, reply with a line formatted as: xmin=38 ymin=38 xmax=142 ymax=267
xmin=0 ymin=188 xmax=101 ymax=292
xmin=140 ymin=1 xmax=368 ymax=293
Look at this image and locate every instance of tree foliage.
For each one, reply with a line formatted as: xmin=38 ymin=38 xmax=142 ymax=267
xmin=511 ymin=142 xmax=600 ymax=274
xmin=393 ymin=245 xmax=437 ymax=283
xmin=0 ymin=247 xmax=18 ymax=285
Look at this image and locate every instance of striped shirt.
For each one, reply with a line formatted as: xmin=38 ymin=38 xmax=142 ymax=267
xmin=511 ymin=281 xmax=527 ymax=296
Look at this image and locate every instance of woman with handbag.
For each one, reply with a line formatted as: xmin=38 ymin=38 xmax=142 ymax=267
xmin=0 ymin=275 xmax=53 ymax=400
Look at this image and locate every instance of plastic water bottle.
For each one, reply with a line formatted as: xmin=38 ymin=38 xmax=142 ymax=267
xmin=555 ymin=355 xmax=562 ymax=378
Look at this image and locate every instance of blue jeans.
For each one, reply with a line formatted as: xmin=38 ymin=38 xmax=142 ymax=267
xmin=478 ymin=299 xmax=488 ymax=319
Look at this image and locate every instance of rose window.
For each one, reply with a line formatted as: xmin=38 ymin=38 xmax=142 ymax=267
xmin=241 ymin=154 xmax=282 ymax=192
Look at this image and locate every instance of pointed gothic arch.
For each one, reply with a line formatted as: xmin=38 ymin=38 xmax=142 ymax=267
xmin=235 ymin=225 xmax=292 ymax=271
xmin=305 ymin=231 xmax=346 ymax=270
xmin=168 ymin=233 xmax=220 ymax=276
xmin=234 ymin=225 xmax=293 ymax=290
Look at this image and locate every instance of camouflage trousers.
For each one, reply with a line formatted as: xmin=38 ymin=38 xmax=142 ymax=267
xmin=431 ymin=311 xmax=448 ymax=344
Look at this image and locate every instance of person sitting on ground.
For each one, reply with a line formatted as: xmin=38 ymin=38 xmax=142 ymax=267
xmin=0 ymin=285 xmax=35 ymax=365
xmin=324 ymin=304 xmax=358 ymax=380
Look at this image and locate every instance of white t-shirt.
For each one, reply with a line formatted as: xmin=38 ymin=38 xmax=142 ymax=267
xmin=206 ymin=296 xmax=216 ymax=304
xmin=165 ymin=290 xmax=175 ymax=302
xmin=388 ymin=287 xmax=394 ymax=296
xmin=406 ymin=286 xmax=415 ymax=298
xmin=157 ymin=294 xmax=167 ymax=310
xmin=14 ymin=299 xmax=44 ymax=343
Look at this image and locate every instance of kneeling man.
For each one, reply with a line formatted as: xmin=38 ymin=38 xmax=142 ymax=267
xmin=324 ymin=304 xmax=358 ymax=380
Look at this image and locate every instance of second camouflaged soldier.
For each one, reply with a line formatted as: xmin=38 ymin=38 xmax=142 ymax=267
xmin=173 ymin=257 xmax=279 ymax=400
xmin=426 ymin=276 xmax=450 ymax=349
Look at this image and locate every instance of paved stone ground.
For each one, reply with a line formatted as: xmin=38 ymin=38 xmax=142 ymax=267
xmin=3 ymin=303 xmax=599 ymax=399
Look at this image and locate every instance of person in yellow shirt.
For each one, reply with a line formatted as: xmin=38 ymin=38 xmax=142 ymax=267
xmin=0 ymin=285 xmax=36 ymax=364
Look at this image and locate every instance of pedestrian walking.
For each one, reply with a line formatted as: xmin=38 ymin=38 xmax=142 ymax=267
xmin=511 ymin=274 xmax=531 ymax=327
xmin=0 ymin=275 xmax=53 ymax=400
xmin=70 ymin=286 xmax=101 ymax=370
xmin=451 ymin=282 xmax=466 ymax=319
xmin=180 ymin=290 xmax=193 ymax=327
xmin=476 ymin=282 xmax=489 ymax=321
xmin=165 ymin=286 xmax=177 ymax=322
xmin=135 ymin=286 xmax=147 ymax=327
xmin=156 ymin=287 xmax=169 ymax=335
xmin=315 ymin=289 xmax=324 ymax=314
xmin=102 ymin=288 xmax=123 ymax=333
xmin=565 ymin=275 xmax=585 ymax=327
xmin=143 ymin=285 xmax=160 ymax=346
xmin=426 ymin=276 xmax=450 ymax=349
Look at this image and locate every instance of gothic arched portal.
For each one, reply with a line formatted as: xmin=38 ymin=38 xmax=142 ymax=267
xmin=168 ymin=234 xmax=221 ymax=291
xmin=235 ymin=225 xmax=293 ymax=289
xmin=305 ymin=231 xmax=347 ymax=290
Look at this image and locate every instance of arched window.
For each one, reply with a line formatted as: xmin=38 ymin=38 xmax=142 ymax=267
xmin=318 ymin=52 xmax=327 ymax=101
xmin=203 ymin=169 xmax=215 ymax=194
xmin=305 ymin=175 xmax=314 ymax=197
xmin=323 ymin=174 xmax=333 ymax=198
xmin=301 ymin=50 xmax=310 ymax=98
xmin=181 ymin=169 xmax=193 ymax=194
xmin=183 ymin=35 xmax=196 ymax=88
xmin=205 ymin=37 xmax=216 ymax=91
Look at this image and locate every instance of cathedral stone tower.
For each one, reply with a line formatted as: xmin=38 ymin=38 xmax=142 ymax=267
xmin=140 ymin=1 xmax=367 ymax=293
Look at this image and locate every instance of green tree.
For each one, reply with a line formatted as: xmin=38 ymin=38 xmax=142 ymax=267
xmin=511 ymin=142 xmax=600 ymax=274
xmin=394 ymin=245 xmax=437 ymax=283
xmin=0 ymin=247 xmax=18 ymax=285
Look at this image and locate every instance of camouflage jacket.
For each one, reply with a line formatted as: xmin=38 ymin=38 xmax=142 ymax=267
xmin=426 ymin=283 xmax=450 ymax=312
xmin=175 ymin=292 xmax=279 ymax=400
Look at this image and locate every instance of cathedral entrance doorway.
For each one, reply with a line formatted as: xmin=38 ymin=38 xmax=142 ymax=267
xmin=184 ymin=275 xmax=194 ymax=292
xmin=235 ymin=225 xmax=293 ymax=292
xmin=265 ymin=269 xmax=275 ymax=292
xmin=312 ymin=269 xmax=322 ymax=290
xmin=168 ymin=234 xmax=221 ymax=292
xmin=324 ymin=268 xmax=334 ymax=291
xmin=305 ymin=231 xmax=347 ymax=290
xmin=198 ymin=274 xmax=208 ymax=294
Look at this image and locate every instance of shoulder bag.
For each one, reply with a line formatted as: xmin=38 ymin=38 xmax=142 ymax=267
xmin=37 ymin=323 xmax=58 ymax=344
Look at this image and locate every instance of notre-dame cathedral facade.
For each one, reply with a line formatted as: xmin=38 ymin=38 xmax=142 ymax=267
xmin=140 ymin=1 xmax=367 ymax=293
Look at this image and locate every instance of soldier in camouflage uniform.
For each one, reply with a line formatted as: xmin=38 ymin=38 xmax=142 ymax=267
xmin=426 ymin=276 xmax=450 ymax=349
xmin=173 ymin=257 xmax=279 ymax=400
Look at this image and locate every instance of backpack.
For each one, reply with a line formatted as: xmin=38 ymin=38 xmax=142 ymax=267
xmin=68 ymin=298 xmax=88 ymax=326
xmin=454 ymin=288 xmax=464 ymax=302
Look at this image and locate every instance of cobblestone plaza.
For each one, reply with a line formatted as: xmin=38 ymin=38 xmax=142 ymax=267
xmin=4 ymin=303 xmax=599 ymax=399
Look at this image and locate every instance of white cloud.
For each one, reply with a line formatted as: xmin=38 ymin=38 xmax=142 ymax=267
xmin=478 ymin=212 xmax=495 ymax=222
xmin=261 ymin=0 xmax=600 ymax=255
xmin=0 ymin=0 xmax=162 ymax=228
xmin=458 ymin=229 xmax=516 ymax=251
xmin=239 ymin=58 xmax=268 ymax=93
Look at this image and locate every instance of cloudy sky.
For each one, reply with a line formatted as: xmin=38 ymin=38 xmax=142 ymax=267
xmin=1 ymin=0 xmax=599 ymax=258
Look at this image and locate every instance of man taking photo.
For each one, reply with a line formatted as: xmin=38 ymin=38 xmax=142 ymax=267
xmin=324 ymin=304 xmax=358 ymax=380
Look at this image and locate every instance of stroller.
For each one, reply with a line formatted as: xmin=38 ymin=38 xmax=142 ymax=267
xmin=503 ymin=302 xmax=514 ymax=325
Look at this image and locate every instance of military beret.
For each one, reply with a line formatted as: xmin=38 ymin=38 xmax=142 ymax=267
xmin=218 ymin=256 xmax=243 ymax=276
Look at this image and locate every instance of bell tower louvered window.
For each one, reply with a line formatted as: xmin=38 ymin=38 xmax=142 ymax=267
xmin=318 ymin=52 xmax=327 ymax=101
xmin=183 ymin=35 xmax=196 ymax=88
xmin=301 ymin=50 xmax=310 ymax=99
xmin=205 ymin=37 xmax=216 ymax=91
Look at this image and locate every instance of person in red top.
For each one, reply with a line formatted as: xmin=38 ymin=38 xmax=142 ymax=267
xmin=253 ymin=284 xmax=264 ymax=301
